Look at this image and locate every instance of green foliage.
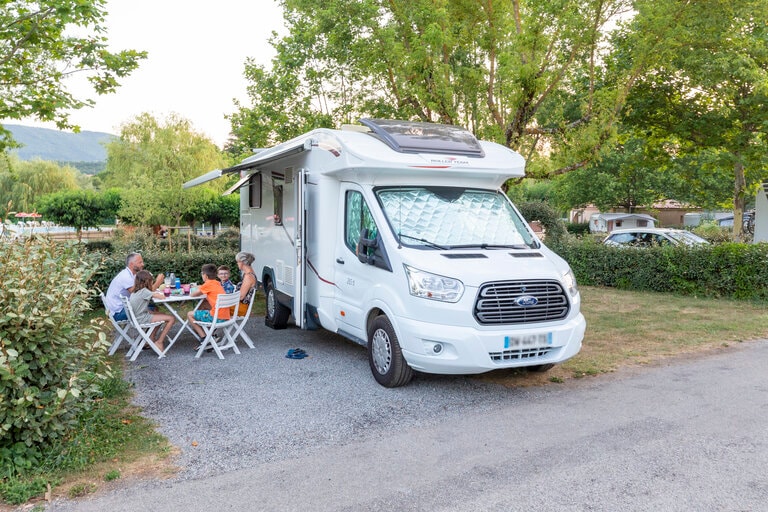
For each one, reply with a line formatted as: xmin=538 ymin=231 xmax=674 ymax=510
xmin=230 ymin=0 xmax=639 ymax=172
xmin=35 ymin=189 xmax=115 ymax=237
xmin=566 ymin=222 xmax=591 ymax=236
xmin=58 ymin=161 xmax=106 ymax=176
xmin=551 ymin=236 xmax=768 ymax=300
xmin=0 ymin=156 xmax=80 ymax=212
xmin=0 ymin=475 xmax=51 ymax=505
xmin=0 ymin=0 xmax=146 ymax=151
xmin=87 ymin=227 xmax=240 ymax=310
xmin=102 ymin=113 xmax=230 ymax=234
xmin=692 ymin=223 xmax=734 ymax=244
xmin=517 ymin=200 xmax=568 ymax=244
xmin=621 ymin=0 xmax=768 ymax=239
xmin=0 ymin=237 xmax=111 ymax=477
xmin=104 ymin=469 xmax=120 ymax=481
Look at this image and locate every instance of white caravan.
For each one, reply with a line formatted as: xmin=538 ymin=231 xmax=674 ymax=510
xmin=185 ymin=119 xmax=585 ymax=387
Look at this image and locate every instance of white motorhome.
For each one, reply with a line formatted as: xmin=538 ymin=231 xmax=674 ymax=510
xmin=185 ymin=119 xmax=585 ymax=387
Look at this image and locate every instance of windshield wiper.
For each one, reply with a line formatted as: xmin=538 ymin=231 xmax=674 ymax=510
xmin=449 ymin=243 xmax=538 ymax=250
xmin=398 ymin=233 xmax=448 ymax=250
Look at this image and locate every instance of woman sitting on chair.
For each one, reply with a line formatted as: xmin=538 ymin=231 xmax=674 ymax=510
xmin=234 ymin=251 xmax=258 ymax=317
xmin=129 ymin=270 xmax=176 ymax=351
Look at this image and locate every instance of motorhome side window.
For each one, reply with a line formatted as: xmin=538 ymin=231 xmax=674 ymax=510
xmin=345 ymin=191 xmax=377 ymax=253
xmin=249 ymin=173 xmax=262 ymax=208
xmin=272 ymin=179 xmax=283 ymax=226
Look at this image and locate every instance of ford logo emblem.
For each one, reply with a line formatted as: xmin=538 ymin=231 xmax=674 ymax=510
xmin=516 ymin=295 xmax=538 ymax=307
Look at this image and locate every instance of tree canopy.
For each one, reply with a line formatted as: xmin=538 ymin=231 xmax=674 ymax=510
xmin=226 ymin=0 xmax=768 ymax=229
xmin=102 ymin=113 xmax=232 ymax=248
xmin=0 ymin=0 xmax=146 ymax=151
xmin=0 ymin=155 xmax=81 ymax=212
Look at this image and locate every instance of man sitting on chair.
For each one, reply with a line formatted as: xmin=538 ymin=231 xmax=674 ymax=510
xmin=105 ymin=252 xmax=164 ymax=321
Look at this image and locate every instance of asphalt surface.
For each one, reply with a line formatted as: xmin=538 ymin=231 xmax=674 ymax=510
xmin=43 ymin=320 xmax=768 ymax=512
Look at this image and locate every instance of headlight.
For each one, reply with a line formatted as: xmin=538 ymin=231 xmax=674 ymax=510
xmin=404 ymin=265 xmax=464 ymax=303
xmin=563 ymin=268 xmax=579 ymax=297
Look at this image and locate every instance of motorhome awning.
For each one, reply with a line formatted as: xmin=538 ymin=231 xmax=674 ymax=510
xmin=222 ymin=172 xmax=255 ymax=196
xmin=182 ymin=138 xmax=313 ymax=190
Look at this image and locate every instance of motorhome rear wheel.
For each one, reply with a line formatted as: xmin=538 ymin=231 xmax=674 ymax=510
xmin=264 ymin=279 xmax=290 ymax=330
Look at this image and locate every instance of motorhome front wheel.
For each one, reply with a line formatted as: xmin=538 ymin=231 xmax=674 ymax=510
xmin=368 ymin=315 xmax=413 ymax=388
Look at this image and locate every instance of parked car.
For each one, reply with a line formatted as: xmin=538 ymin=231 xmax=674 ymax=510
xmin=603 ymin=228 xmax=710 ymax=247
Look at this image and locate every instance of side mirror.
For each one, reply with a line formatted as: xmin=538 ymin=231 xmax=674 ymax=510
xmin=356 ymin=228 xmax=377 ymax=264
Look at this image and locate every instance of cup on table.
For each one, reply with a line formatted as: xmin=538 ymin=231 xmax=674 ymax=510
xmin=182 ymin=283 xmax=190 ymax=295
xmin=163 ymin=286 xmax=171 ymax=297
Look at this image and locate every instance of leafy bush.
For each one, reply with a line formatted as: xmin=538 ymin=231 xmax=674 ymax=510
xmin=692 ymin=223 xmax=736 ymax=244
xmin=90 ymin=249 xmax=241 ymax=298
xmin=0 ymin=237 xmax=111 ymax=476
xmin=565 ymin=222 xmax=591 ymax=235
xmin=550 ymin=235 xmax=768 ymax=300
xmin=108 ymin=225 xmax=239 ymax=255
xmin=87 ymin=227 xmax=241 ymax=307
xmin=517 ymin=200 xmax=568 ymax=243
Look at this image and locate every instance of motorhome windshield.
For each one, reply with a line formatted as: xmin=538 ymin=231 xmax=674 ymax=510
xmin=376 ymin=187 xmax=539 ymax=249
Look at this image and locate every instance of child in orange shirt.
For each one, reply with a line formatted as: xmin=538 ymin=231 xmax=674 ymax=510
xmin=187 ymin=263 xmax=231 ymax=342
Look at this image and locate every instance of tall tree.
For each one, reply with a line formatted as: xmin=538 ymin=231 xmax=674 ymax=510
xmin=229 ymin=0 xmax=704 ymax=179
xmin=621 ymin=0 xmax=768 ymax=240
xmin=102 ymin=113 xmax=230 ymax=250
xmin=35 ymin=189 xmax=111 ymax=240
xmin=0 ymin=0 xmax=146 ymax=151
xmin=0 ymin=156 xmax=79 ymax=211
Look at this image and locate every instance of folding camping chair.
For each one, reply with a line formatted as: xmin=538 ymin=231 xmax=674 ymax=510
xmin=228 ymin=294 xmax=256 ymax=350
xmin=120 ymin=296 xmax=166 ymax=361
xmin=193 ymin=292 xmax=241 ymax=359
xmin=101 ymin=292 xmax=134 ymax=356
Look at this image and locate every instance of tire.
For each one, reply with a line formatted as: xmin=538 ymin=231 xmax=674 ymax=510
xmin=527 ymin=363 xmax=555 ymax=373
xmin=367 ymin=315 xmax=413 ymax=388
xmin=264 ymin=279 xmax=290 ymax=329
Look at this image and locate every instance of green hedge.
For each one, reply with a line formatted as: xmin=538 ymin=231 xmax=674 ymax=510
xmin=90 ymin=249 xmax=240 ymax=297
xmin=550 ymin=236 xmax=768 ymax=300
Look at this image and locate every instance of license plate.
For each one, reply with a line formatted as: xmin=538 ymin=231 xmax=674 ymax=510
xmin=504 ymin=333 xmax=552 ymax=349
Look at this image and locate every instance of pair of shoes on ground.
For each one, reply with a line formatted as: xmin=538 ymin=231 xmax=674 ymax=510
xmin=286 ymin=347 xmax=308 ymax=359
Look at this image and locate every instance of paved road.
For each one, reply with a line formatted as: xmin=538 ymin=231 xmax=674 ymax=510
xmin=47 ymin=326 xmax=768 ymax=512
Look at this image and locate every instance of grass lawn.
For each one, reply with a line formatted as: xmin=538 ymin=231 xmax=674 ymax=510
xmin=4 ymin=286 xmax=767 ymax=508
xmin=481 ymin=285 xmax=768 ymax=387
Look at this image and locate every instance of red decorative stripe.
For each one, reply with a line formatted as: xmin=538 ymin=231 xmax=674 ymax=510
xmin=307 ymin=259 xmax=337 ymax=287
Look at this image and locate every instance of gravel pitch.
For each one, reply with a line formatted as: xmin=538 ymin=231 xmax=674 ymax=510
xmin=123 ymin=318 xmax=524 ymax=482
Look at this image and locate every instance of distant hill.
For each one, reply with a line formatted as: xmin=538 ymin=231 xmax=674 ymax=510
xmin=4 ymin=124 xmax=115 ymax=174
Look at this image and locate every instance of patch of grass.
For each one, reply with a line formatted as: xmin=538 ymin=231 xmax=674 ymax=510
xmin=0 ymin=354 xmax=176 ymax=507
xmin=567 ymin=286 xmax=768 ymax=377
xmin=67 ymin=483 xmax=97 ymax=499
xmin=104 ymin=470 xmax=120 ymax=482
xmin=481 ymin=286 xmax=768 ymax=388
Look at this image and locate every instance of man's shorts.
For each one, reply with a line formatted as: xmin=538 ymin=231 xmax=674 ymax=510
xmin=113 ymin=309 xmax=128 ymax=321
xmin=193 ymin=310 xmax=227 ymax=323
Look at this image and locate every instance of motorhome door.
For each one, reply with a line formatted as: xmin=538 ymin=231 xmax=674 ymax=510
xmin=294 ymin=168 xmax=307 ymax=328
xmin=333 ymin=183 xmax=381 ymax=342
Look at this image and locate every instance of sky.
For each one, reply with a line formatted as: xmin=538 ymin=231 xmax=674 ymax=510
xmin=13 ymin=0 xmax=286 ymax=147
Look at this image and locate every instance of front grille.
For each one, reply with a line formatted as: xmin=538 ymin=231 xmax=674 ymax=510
xmin=474 ymin=279 xmax=569 ymax=325
xmin=489 ymin=347 xmax=553 ymax=362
